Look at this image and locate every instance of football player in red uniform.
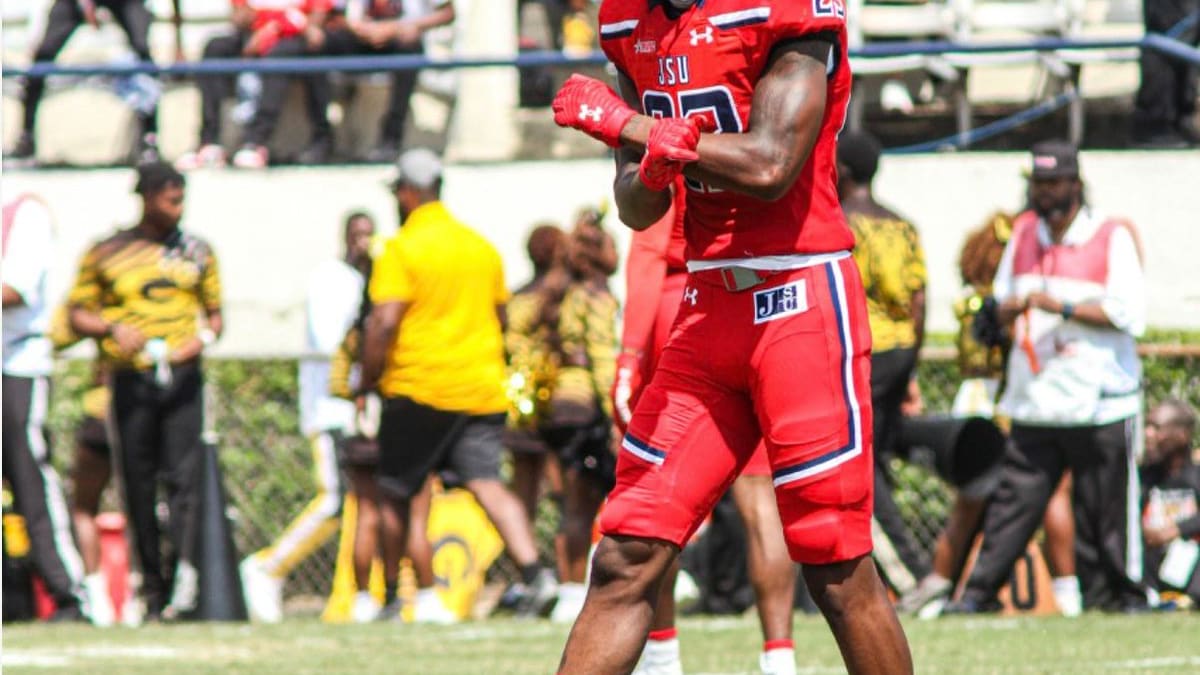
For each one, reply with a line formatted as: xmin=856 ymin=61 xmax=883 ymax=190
xmin=552 ymin=0 xmax=912 ymax=673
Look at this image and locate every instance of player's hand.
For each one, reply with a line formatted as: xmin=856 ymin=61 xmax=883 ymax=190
xmin=551 ymin=74 xmax=637 ymax=148
xmin=109 ymin=323 xmax=147 ymax=358
xmin=610 ymin=351 xmax=642 ymax=432
xmin=243 ymin=24 xmax=281 ymax=56
xmin=639 ymin=116 xmax=702 ymax=192
xmin=900 ymin=378 xmax=924 ymax=417
xmin=1143 ymin=523 xmax=1180 ymax=547
xmin=79 ymin=0 xmax=99 ymax=28
xmin=392 ymin=19 xmax=421 ymax=46
xmin=304 ymin=25 xmax=326 ymax=51
xmin=1026 ymin=291 xmax=1062 ymax=315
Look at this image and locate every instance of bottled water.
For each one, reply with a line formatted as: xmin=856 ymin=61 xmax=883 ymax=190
xmin=232 ymin=72 xmax=262 ymax=124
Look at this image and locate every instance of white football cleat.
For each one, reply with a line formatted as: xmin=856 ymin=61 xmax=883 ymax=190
xmin=413 ymin=588 xmax=459 ymax=624
xmin=760 ymin=647 xmax=797 ymax=675
xmin=239 ymin=556 xmax=283 ymax=623
xmin=84 ymin=572 xmax=115 ymax=627
xmin=351 ymin=591 xmax=381 ymax=624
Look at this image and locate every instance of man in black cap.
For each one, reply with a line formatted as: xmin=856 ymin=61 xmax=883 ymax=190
xmin=944 ymin=140 xmax=1148 ymax=615
xmin=360 ymin=148 xmax=558 ymax=621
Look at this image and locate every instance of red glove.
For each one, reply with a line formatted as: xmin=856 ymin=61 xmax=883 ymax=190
xmin=610 ymin=352 xmax=642 ymax=433
xmin=551 ymin=74 xmax=637 ymax=148
xmin=639 ymin=117 xmax=702 ymax=192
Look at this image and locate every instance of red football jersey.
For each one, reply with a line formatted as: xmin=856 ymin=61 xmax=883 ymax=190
xmin=599 ymin=0 xmax=854 ymax=260
xmin=664 ymin=181 xmax=688 ymax=270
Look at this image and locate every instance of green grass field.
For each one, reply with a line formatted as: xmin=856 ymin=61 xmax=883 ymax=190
xmin=3 ymin=613 xmax=1199 ymax=674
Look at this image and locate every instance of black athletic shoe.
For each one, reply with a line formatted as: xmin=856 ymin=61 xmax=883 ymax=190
xmin=940 ymin=597 xmax=1003 ymax=616
xmin=10 ymin=132 xmax=36 ymax=160
xmin=362 ymin=141 xmax=400 ymax=164
xmin=47 ymin=603 xmax=87 ymax=623
xmin=297 ymin=136 xmax=333 ymax=165
xmin=512 ymin=568 xmax=559 ymax=618
xmin=1178 ymin=118 xmax=1200 ymax=146
xmin=375 ymin=599 xmax=402 ymax=622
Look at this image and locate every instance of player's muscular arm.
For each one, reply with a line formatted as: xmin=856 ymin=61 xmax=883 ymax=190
xmin=620 ymin=40 xmax=832 ymax=201
xmin=612 ymin=74 xmax=674 ymax=231
xmin=361 ymin=301 xmax=408 ymax=393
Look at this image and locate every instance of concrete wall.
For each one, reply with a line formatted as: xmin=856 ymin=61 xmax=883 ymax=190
xmin=4 ymin=150 xmax=1197 ymax=357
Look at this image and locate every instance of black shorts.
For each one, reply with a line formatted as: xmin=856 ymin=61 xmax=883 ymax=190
xmin=75 ymin=416 xmax=111 ymax=456
xmin=503 ymin=425 xmax=552 ymax=456
xmin=541 ymin=417 xmax=614 ymax=491
xmin=377 ymin=396 xmax=504 ymax=499
xmin=336 ymin=431 xmax=380 ymax=469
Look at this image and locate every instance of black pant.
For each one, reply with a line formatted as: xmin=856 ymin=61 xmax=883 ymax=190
xmin=868 ymin=348 xmax=932 ymax=593
xmin=963 ymin=419 xmax=1146 ymax=611
xmin=111 ymin=363 xmax=204 ymax=612
xmin=1133 ymin=0 xmax=1200 ymax=135
xmin=316 ymin=28 xmax=422 ymax=145
xmin=22 ymin=0 xmax=156 ymax=135
xmin=1 ymin=374 xmax=86 ymax=609
xmin=196 ymin=33 xmax=330 ymax=147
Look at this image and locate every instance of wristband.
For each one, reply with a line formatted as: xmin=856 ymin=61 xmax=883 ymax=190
xmin=198 ymin=328 xmax=217 ymax=346
xmin=1060 ymin=302 xmax=1074 ymax=320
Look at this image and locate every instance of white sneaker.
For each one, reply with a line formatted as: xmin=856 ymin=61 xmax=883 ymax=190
xmin=176 ymin=144 xmax=226 ymax=170
xmin=351 ymin=591 xmax=381 ymax=623
xmin=632 ymin=638 xmax=683 ymax=675
xmin=121 ymin=572 xmax=145 ymax=627
xmin=84 ymin=572 xmax=116 ymax=627
xmin=232 ymin=145 xmax=269 ymax=169
xmin=239 ymin=556 xmax=283 ymax=623
xmin=1052 ymin=576 xmax=1083 ymax=618
xmin=550 ymin=582 xmax=586 ymax=623
xmin=413 ymin=588 xmax=459 ymax=624
xmin=760 ymin=647 xmax=797 ymax=675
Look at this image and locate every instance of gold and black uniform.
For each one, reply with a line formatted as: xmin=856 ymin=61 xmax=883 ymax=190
xmin=69 ymin=228 xmax=221 ymax=371
xmin=67 ymin=227 xmax=221 ymax=615
xmin=544 ymin=280 xmax=618 ymax=487
xmin=503 ymin=283 xmax=558 ymax=454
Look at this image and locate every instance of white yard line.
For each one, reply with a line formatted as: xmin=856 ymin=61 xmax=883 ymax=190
xmin=1104 ymin=656 xmax=1200 ymax=669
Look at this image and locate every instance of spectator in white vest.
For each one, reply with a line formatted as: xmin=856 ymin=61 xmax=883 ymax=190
xmin=944 ymin=140 xmax=1148 ymax=615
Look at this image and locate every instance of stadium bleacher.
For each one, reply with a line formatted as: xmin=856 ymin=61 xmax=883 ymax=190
xmin=0 ymin=0 xmax=1167 ymax=165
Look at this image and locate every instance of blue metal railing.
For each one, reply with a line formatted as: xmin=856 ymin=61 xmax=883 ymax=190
xmin=3 ymin=33 xmax=1197 ymax=79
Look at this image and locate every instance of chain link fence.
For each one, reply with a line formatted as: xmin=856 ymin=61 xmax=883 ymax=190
xmin=45 ymin=345 xmax=1200 ymax=605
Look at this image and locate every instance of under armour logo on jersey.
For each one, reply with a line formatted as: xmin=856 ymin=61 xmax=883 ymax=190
xmin=753 ymin=280 xmax=809 ymax=324
xmin=578 ymin=104 xmax=603 ymax=122
xmin=689 ymin=26 xmax=713 ymax=46
xmin=682 ymin=286 xmax=699 ymax=306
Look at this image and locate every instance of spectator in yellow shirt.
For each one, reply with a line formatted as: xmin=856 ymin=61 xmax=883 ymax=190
xmin=360 ymin=148 xmax=557 ymax=621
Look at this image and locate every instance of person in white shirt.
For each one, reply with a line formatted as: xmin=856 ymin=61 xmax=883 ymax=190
xmin=2 ymin=194 xmax=89 ymax=621
xmin=945 ymin=140 xmax=1148 ymax=615
xmin=239 ymin=211 xmax=376 ymax=623
xmin=314 ymin=0 xmax=456 ymax=162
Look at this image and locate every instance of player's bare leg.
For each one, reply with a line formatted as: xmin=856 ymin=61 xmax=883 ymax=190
xmin=1043 ymin=472 xmax=1080 ymax=616
xmin=633 ymin=558 xmax=682 ymax=674
xmin=803 ymin=555 xmax=913 ymax=675
xmin=731 ymin=475 xmax=796 ymax=642
xmin=559 ymin=535 xmax=678 ymax=675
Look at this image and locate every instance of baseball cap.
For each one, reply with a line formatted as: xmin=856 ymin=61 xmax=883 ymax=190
xmin=1026 ymin=139 xmax=1079 ymax=180
xmin=388 ymin=147 xmax=443 ymax=190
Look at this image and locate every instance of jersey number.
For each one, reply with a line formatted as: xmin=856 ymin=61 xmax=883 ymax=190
xmin=642 ymin=86 xmax=744 ymax=193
